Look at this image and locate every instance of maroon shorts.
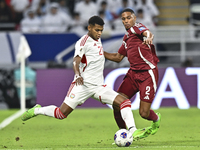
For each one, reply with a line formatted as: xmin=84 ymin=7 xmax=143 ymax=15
xmin=117 ymin=68 xmax=159 ymax=103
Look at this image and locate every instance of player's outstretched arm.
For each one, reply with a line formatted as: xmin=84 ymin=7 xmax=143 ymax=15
xmin=73 ymin=56 xmax=83 ymax=85
xmin=104 ymin=51 xmax=125 ymax=63
xmin=142 ymin=30 xmax=154 ymax=45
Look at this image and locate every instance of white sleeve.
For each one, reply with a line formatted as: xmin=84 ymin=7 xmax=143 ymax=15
xmin=74 ymin=40 xmax=85 ymax=58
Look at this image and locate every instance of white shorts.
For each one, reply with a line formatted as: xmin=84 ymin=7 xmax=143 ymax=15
xmin=64 ymin=83 xmax=118 ymax=109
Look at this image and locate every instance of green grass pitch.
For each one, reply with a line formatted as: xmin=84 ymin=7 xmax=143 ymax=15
xmin=0 ymin=107 xmax=200 ymax=150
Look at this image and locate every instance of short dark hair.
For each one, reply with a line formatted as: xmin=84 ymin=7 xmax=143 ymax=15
xmin=121 ymin=8 xmax=135 ymax=15
xmin=137 ymin=9 xmax=143 ymax=14
xmin=73 ymin=12 xmax=80 ymax=17
xmin=88 ymin=16 xmax=105 ymax=26
xmin=101 ymin=1 xmax=107 ymax=5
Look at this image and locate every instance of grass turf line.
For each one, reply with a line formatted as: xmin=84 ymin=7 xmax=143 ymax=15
xmin=0 ymin=107 xmax=200 ymax=150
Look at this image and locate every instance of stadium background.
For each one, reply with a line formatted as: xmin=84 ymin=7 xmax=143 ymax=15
xmin=0 ymin=0 xmax=200 ymax=110
xmin=1 ymin=1 xmax=200 ymax=149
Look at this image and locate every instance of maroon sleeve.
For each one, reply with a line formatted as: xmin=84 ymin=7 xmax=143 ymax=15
xmin=118 ymin=43 xmax=127 ymax=56
xmin=132 ymin=23 xmax=149 ymax=35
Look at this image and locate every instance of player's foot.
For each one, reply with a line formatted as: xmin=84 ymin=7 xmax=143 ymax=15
xmin=151 ymin=112 xmax=161 ymax=135
xmin=132 ymin=127 xmax=152 ymax=141
xmin=21 ymin=104 xmax=41 ymax=121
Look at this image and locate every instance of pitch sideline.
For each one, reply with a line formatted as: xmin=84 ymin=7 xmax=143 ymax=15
xmin=0 ymin=109 xmax=25 ymax=130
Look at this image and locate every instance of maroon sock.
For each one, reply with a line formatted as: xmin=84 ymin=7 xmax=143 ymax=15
xmin=147 ymin=109 xmax=158 ymax=121
xmin=113 ymin=110 xmax=126 ymax=129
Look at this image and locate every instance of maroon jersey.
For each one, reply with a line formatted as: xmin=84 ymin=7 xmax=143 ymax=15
xmin=118 ymin=23 xmax=159 ymax=70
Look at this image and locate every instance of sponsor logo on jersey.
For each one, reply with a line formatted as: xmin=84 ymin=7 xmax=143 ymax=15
xmin=70 ymin=93 xmax=75 ymax=99
xmin=139 ymin=27 xmax=146 ymax=31
xmin=144 ymin=95 xmax=149 ymax=100
xmin=94 ymin=43 xmax=97 ymax=46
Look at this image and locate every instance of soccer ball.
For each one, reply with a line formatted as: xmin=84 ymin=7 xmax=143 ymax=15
xmin=114 ymin=129 xmax=133 ymax=147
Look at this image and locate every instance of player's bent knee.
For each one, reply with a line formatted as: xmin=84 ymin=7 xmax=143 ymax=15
xmin=113 ymin=95 xmax=127 ymax=106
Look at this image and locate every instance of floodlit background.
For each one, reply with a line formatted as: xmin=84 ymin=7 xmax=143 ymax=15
xmin=0 ymin=0 xmax=200 ymax=109
xmin=0 ymin=0 xmax=200 ymax=149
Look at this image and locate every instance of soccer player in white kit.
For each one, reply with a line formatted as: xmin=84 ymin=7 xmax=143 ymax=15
xmin=21 ymin=16 xmax=151 ymax=140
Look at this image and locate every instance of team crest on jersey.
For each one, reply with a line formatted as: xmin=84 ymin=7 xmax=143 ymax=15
xmin=70 ymin=93 xmax=75 ymax=99
xmin=94 ymin=43 xmax=97 ymax=46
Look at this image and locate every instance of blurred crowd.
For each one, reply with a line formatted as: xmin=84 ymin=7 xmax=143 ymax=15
xmin=0 ymin=0 xmax=159 ymax=34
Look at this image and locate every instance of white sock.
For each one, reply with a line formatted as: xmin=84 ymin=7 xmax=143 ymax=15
xmin=34 ymin=105 xmax=57 ymax=118
xmin=129 ymin=127 xmax=137 ymax=135
xmin=120 ymin=100 xmax=137 ymax=134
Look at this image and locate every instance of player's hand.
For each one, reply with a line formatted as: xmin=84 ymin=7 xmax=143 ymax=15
xmin=143 ymin=35 xmax=154 ymax=45
xmin=75 ymin=75 xmax=83 ymax=85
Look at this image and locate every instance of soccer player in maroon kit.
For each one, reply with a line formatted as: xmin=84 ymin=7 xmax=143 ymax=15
xmin=104 ymin=8 xmax=161 ymax=136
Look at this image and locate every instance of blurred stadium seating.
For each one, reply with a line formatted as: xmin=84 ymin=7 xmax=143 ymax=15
xmin=0 ymin=0 xmax=200 ymax=110
xmin=0 ymin=26 xmax=200 ymax=69
xmin=155 ymin=0 xmax=189 ymax=26
xmin=0 ymin=0 xmax=200 ymax=69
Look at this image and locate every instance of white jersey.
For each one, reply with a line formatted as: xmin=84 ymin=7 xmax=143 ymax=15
xmin=74 ymin=34 xmax=105 ymax=86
